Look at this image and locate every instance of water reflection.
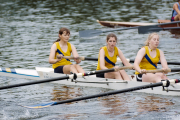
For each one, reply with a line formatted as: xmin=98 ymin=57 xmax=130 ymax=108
xmin=50 ymin=86 xmax=175 ymax=119
xmin=51 ymin=85 xmax=83 ymax=102
xmin=99 ymin=94 xmax=174 ymax=118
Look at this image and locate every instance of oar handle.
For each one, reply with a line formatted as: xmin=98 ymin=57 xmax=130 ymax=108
xmin=57 ymin=56 xmax=85 ymax=60
xmin=144 ymin=69 xmax=171 ymax=73
xmin=62 ymin=56 xmax=85 ymax=60
xmin=61 ymin=56 xmax=98 ymax=61
xmin=114 ymin=66 xmax=134 ymax=72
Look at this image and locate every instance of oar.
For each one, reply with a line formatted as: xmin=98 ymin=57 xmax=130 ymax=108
xmin=142 ymin=68 xmax=180 ymax=73
xmin=79 ymin=21 xmax=180 ymax=37
xmin=79 ymin=26 xmax=139 ymax=37
xmin=0 ymin=66 xmax=133 ymax=90
xmin=62 ymin=56 xmax=127 ymax=62
xmin=61 ymin=56 xmax=180 ymax=65
xmin=22 ymin=79 xmax=180 ymax=108
xmin=138 ymin=26 xmax=180 ymax=34
xmin=129 ymin=59 xmax=180 ymax=65
xmin=61 ymin=56 xmax=98 ymax=61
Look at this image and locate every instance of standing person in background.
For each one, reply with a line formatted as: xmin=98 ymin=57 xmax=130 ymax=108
xmin=134 ymin=33 xmax=169 ymax=83
xmin=171 ymin=0 xmax=180 ymax=21
xmin=49 ymin=27 xmax=84 ymax=74
xmin=96 ymin=33 xmax=132 ymax=80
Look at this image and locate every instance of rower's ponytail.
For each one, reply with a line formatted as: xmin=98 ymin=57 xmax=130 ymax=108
xmin=53 ymin=27 xmax=70 ymax=43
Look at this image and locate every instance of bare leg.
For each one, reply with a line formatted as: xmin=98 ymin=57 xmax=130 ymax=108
xmin=63 ymin=64 xmax=84 ymax=74
xmin=63 ymin=65 xmax=74 ymax=74
xmin=105 ymin=71 xmax=123 ymax=80
xmin=174 ymin=15 xmax=180 ymax=21
xmin=69 ymin=65 xmax=79 ymax=73
xmin=142 ymin=73 xmax=168 ymax=83
xmin=63 ymin=65 xmax=81 ymax=74
xmin=74 ymin=64 xmax=85 ymax=73
xmin=119 ymin=70 xmax=130 ymax=80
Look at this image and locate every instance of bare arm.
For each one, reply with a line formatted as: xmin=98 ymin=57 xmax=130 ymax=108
xmin=134 ymin=48 xmax=146 ymax=73
xmin=117 ymin=48 xmax=132 ymax=67
xmin=49 ymin=43 xmax=61 ymax=64
xmin=159 ymin=50 xmax=168 ymax=69
xmin=99 ymin=49 xmax=108 ymax=70
xmin=71 ymin=43 xmax=81 ymax=64
xmin=174 ymin=3 xmax=180 ymax=15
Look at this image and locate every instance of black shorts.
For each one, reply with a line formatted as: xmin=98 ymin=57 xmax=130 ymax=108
xmin=136 ymin=74 xmax=142 ymax=82
xmin=96 ymin=73 xmax=105 ymax=78
xmin=54 ymin=66 xmax=64 ymax=73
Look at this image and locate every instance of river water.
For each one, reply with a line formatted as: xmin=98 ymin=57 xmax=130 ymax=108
xmin=1 ymin=0 xmax=180 ymax=119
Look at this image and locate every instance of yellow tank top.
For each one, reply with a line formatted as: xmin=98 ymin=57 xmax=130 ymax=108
xmin=52 ymin=42 xmax=72 ymax=69
xmin=135 ymin=46 xmax=160 ymax=74
xmin=96 ymin=46 xmax=118 ymax=70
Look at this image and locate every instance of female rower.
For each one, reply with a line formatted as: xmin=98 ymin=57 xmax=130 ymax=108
xmin=134 ymin=33 xmax=169 ymax=83
xmin=171 ymin=0 xmax=180 ymax=21
xmin=49 ymin=27 xmax=84 ymax=74
xmin=96 ymin=33 xmax=132 ymax=80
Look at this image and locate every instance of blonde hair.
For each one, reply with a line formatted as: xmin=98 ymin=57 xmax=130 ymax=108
xmin=144 ymin=33 xmax=159 ymax=46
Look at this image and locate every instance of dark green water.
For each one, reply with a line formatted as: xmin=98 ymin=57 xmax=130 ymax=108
xmin=0 ymin=0 xmax=180 ymax=119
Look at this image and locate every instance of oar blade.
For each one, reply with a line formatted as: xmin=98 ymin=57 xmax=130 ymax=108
xmin=138 ymin=25 xmax=162 ymax=34
xmin=79 ymin=29 xmax=102 ymax=37
xmin=22 ymin=101 xmax=57 ymax=109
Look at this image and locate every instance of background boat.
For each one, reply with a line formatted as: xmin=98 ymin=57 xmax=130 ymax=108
xmin=97 ymin=20 xmax=180 ymax=34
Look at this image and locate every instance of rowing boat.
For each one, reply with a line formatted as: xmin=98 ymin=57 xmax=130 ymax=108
xmin=97 ymin=20 xmax=180 ymax=28
xmin=1 ymin=67 xmax=180 ymax=96
xmin=97 ymin=20 xmax=180 ymax=34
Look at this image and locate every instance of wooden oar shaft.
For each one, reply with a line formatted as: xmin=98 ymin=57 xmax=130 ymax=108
xmin=114 ymin=66 xmax=133 ymax=72
xmin=61 ymin=56 xmax=98 ymax=61
xmin=144 ymin=68 xmax=180 ymax=74
xmin=145 ymin=69 xmax=171 ymax=73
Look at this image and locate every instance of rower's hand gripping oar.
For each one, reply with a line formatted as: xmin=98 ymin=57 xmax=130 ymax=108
xmin=0 ymin=66 xmax=133 ymax=90
xmin=22 ymin=79 xmax=180 ymax=108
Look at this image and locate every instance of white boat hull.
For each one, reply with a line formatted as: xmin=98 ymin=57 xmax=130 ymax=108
xmin=0 ymin=67 xmax=180 ymax=96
